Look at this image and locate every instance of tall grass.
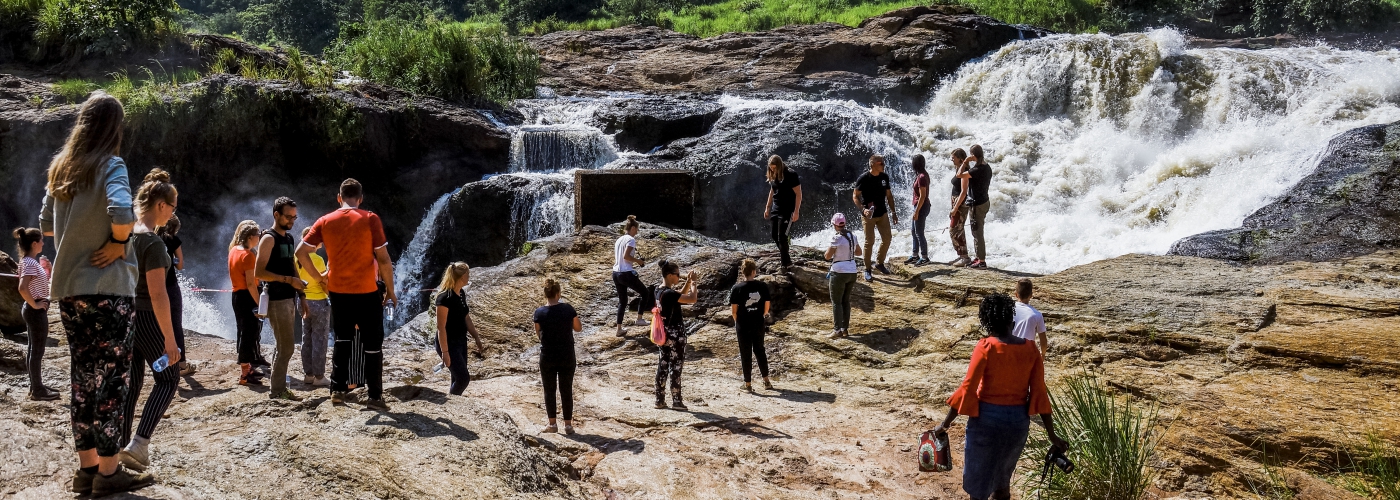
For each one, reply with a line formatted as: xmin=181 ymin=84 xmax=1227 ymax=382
xmin=52 ymin=77 xmax=96 ymax=102
xmin=1336 ymin=433 xmax=1400 ymax=500
xmin=329 ymin=20 xmax=538 ymax=103
xmin=1020 ymin=374 xmax=1158 ymax=500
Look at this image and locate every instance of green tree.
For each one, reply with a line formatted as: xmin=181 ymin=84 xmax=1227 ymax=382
xmin=34 ymin=0 xmax=178 ymax=57
xmin=237 ymin=0 xmax=338 ymax=53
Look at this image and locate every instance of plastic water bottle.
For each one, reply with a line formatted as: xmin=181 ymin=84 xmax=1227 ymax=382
xmin=433 ymin=362 xmax=445 ymax=374
xmin=385 ymin=303 xmax=395 ymax=323
xmin=152 ymin=354 xmax=170 ymax=372
xmin=257 ymin=288 xmax=270 ymax=316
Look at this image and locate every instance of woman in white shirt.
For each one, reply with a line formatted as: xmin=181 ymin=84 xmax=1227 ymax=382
xmin=612 ymin=215 xmax=651 ymax=336
xmin=824 ymin=213 xmax=862 ymax=339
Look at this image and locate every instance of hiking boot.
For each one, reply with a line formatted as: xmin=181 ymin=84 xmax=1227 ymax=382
xmin=970 ymin=259 xmax=988 ymax=269
xmin=178 ymin=362 xmax=197 ymax=376
xmin=270 ymin=390 xmax=303 ymax=402
xmin=863 ymin=270 xmax=873 ymax=281
xmin=91 ymin=467 xmax=155 ymax=496
xmin=903 ymin=256 xmax=919 ymax=264
xmin=541 ymin=424 xmax=558 ymax=434
xmin=238 ymin=363 xmax=254 ymax=385
xmin=362 ymin=398 xmax=391 ymax=412
xmin=654 ymin=400 xmax=667 ymax=409
xmin=119 ymin=436 xmax=150 ymax=472
xmin=330 ymin=391 xmax=347 ymax=405
xmin=742 ymin=382 xmax=753 ymax=392
xmin=29 ymin=386 xmax=60 ymax=401
xmin=71 ymin=468 xmax=94 ymax=494
xmin=875 ymin=263 xmax=891 ymax=275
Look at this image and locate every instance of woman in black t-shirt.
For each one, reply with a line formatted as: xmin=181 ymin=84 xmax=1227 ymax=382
xmin=434 ymin=262 xmax=483 ymax=395
xmin=763 ymin=155 xmax=802 ymax=268
xmin=728 ymin=259 xmax=771 ymax=391
xmin=157 ymin=215 xmax=193 ymax=375
xmin=533 ymin=278 xmax=582 ymax=434
xmin=655 ymin=260 xmax=698 ymax=409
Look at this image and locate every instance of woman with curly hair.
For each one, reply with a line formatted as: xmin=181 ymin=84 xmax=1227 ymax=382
xmin=930 ymin=292 xmax=1069 ymax=500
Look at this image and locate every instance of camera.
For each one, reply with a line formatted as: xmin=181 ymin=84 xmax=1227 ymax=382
xmin=1047 ymin=447 xmax=1074 ymax=474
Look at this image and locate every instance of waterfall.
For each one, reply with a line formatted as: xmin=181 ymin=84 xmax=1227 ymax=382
xmin=792 ymin=29 xmax=1400 ymax=273
xmin=510 ymin=125 xmax=619 ymax=172
xmin=393 ymin=189 xmax=459 ymax=322
xmin=504 ymin=172 xmax=576 ymax=249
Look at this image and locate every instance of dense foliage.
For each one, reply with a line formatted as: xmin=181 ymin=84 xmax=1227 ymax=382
xmin=328 ymin=20 xmax=538 ymax=103
xmin=0 ymin=0 xmax=179 ymax=59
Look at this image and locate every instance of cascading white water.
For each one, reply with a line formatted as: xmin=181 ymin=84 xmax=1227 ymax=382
xmin=795 ymin=29 xmax=1400 ymax=273
xmin=509 ymin=125 xmax=619 ymax=172
xmin=393 ymin=189 xmax=459 ymax=321
xmin=503 ymin=172 xmax=577 ymax=244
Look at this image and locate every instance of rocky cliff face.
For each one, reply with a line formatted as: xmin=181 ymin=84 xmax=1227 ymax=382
xmin=6 ymin=225 xmax=1390 ymax=498
xmin=1170 ymin=121 xmax=1400 ymax=263
xmin=530 ymin=6 xmax=1046 ymax=112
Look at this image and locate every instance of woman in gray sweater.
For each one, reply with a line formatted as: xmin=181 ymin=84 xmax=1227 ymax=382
xmin=40 ymin=92 xmax=154 ymax=496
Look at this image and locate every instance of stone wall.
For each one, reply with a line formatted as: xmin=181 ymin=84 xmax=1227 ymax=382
xmin=575 ymin=169 xmax=694 ymax=229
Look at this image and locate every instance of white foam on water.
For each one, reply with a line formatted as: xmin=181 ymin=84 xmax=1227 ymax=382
xmin=178 ymin=273 xmax=235 ymax=339
xmin=795 ymin=30 xmax=1400 ymax=273
xmin=394 ymin=189 xmax=460 ymax=311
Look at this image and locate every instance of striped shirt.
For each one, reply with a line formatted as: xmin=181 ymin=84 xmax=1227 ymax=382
xmin=19 ymin=256 xmax=49 ymax=300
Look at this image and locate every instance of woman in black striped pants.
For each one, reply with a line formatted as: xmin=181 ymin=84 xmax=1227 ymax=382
xmin=117 ymin=169 xmax=183 ymax=473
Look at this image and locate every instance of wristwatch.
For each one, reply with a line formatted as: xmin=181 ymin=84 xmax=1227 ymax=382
xmin=108 ymin=233 xmax=130 ymax=244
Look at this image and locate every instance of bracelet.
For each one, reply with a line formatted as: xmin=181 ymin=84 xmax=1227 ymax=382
xmin=108 ymin=233 xmax=130 ymax=245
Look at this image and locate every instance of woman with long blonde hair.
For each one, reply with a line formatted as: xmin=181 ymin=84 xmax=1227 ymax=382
xmin=763 ymin=155 xmax=802 ymax=267
xmin=228 ymin=219 xmax=268 ymax=385
xmin=435 ymin=262 xmax=483 ymax=395
xmin=39 ymin=92 xmax=155 ymax=494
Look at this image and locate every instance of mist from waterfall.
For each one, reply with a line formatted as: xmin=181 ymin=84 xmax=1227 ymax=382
xmin=794 ymin=29 xmax=1400 ymax=273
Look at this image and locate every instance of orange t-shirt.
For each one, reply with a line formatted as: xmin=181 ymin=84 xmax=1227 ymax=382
xmin=302 ymin=207 xmax=387 ymax=295
xmin=228 ymin=247 xmax=257 ymax=292
xmin=946 ymin=336 xmax=1052 ymax=417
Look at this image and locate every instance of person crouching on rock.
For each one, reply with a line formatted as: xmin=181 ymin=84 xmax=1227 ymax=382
xmin=729 ymin=258 xmax=772 ymax=391
xmin=434 ymin=262 xmax=483 ymax=396
xmin=13 ymin=226 xmax=57 ymax=401
xmin=118 ymin=168 xmax=181 ymax=474
xmin=764 ymin=155 xmax=802 ymax=268
xmin=612 ymin=215 xmax=652 ymax=336
xmin=825 ymin=213 xmax=861 ymax=339
xmin=534 ymin=277 xmax=581 ymax=434
xmin=654 ymin=260 xmax=698 ymax=410
xmin=930 ymin=292 xmax=1069 ymax=500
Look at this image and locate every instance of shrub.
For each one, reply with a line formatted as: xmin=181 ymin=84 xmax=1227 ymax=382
xmin=1019 ymin=374 xmax=1159 ymax=500
xmin=329 ymin=19 xmax=538 ymax=103
xmin=33 ymin=0 xmax=179 ymax=58
xmin=237 ymin=0 xmax=339 ymax=53
xmin=52 ymin=77 xmax=96 ymax=102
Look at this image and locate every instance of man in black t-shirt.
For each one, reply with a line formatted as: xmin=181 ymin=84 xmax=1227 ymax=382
xmin=728 ymin=260 xmax=772 ymax=390
xmin=851 ymin=155 xmax=898 ymax=280
xmin=963 ymin=146 xmax=994 ymax=268
xmin=255 ymin=197 xmax=306 ymax=401
xmin=763 ymin=156 xmax=803 ymax=268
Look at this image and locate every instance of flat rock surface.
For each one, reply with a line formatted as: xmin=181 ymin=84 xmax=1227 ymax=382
xmin=1 ymin=225 xmax=1395 ymax=498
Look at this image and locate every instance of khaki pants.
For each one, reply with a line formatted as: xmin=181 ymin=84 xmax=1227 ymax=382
xmin=266 ymin=299 xmax=296 ymax=394
xmin=862 ymin=214 xmax=891 ymax=268
xmin=969 ymin=202 xmax=990 ymax=261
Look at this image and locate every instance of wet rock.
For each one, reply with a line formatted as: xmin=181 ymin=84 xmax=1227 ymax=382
xmin=530 ymin=7 xmax=1046 ymax=112
xmin=1170 ymin=122 xmax=1400 ymax=263
xmin=0 ymin=251 xmax=20 ymax=333
xmin=589 ymin=94 xmax=722 ymax=153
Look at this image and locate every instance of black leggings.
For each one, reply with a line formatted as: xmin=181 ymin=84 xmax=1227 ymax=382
xmin=436 ymin=339 xmax=471 ymax=395
xmin=541 ymin=361 xmax=576 ymax=420
xmin=167 ymin=281 xmax=185 ymax=354
xmin=22 ymin=302 xmax=48 ymax=392
xmin=123 ymin=310 xmax=178 ymax=442
xmin=232 ymin=290 xmax=265 ymax=365
xmin=737 ymin=325 xmax=769 ymax=382
xmin=771 ymin=216 xmax=792 ymax=266
xmin=612 ymin=271 xmax=653 ymax=325
xmin=330 ymin=291 xmax=385 ymax=400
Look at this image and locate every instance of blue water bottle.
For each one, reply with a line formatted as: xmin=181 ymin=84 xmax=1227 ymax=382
xmin=152 ymin=348 xmax=181 ymax=372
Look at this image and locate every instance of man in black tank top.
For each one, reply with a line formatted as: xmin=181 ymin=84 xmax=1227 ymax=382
xmin=255 ymin=197 xmax=307 ymax=400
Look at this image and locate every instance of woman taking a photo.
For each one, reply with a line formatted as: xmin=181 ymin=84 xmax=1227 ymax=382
xmin=930 ymin=292 xmax=1069 ymax=500
xmin=654 ymin=260 xmax=698 ymax=410
xmin=824 ymin=213 xmax=860 ymax=339
xmin=40 ymin=92 xmax=154 ymax=494
xmin=534 ymin=278 xmax=581 ymax=434
xmin=905 ymin=154 xmax=931 ymax=266
xmin=13 ymin=227 xmax=57 ymax=401
xmin=948 ymin=149 xmax=972 ymax=267
xmin=612 ymin=215 xmax=651 ymax=336
xmin=435 ymin=262 xmax=484 ymax=396
xmin=118 ymin=168 xmax=181 ymax=473
xmin=763 ymin=155 xmax=802 ymax=268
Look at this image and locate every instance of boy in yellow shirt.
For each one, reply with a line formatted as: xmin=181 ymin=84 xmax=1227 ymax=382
xmin=298 ymin=227 xmax=332 ymax=386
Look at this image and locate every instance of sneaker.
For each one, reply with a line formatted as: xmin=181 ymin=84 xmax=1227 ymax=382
xmin=903 ymin=256 xmax=919 ymax=264
xmin=330 ymin=391 xmax=346 ymax=405
xmin=633 ymin=317 xmax=649 ymax=326
xmin=119 ymin=437 xmax=150 ymax=472
xmin=178 ymin=362 xmax=197 ymax=376
xmin=863 ymin=270 xmax=873 ymax=281
xmin=29 ymin=386 xmax=60 ymax=401
xmin=71 ymin=468 xmax=94 ymax=494
xmin=91 ymin=467 xmax=155 ymax=496
xmin=970 ymin=259 xmax=988 ymax=269
xmin=270 ymin=390 xmax=303 ymax=402
xmin=654 ymin=401 xmax=667 ymax=409
xmin=951 ymin=257 xmax=970 ymax=268
xmin=541 ymin=424 xmax=558 ymax=434
xmin=362 ymin=398 xmax=391 ymax=412
xmin=238 ymin=363 xmax=256 ymax=385
xmin=312 ymin=376 xmax=332 ymax=387
xmin=915 ymin=258 xmax=929 ymax=266
xmin=616 ymin=324 xmax=627 ymax=337
xmin=742 ymin=382 xmax=753 ymax=392
xmin=875 ymin=263 xmax=891 ymax=275
xmin=303 ymin=375 xmax=316 ymax=384
xmin=763 ymin=379 xmax=775 ymax=390
xmin=829 ymin=329 xmax=844 ymax=339
xmin=671 ymin=400 xmax=688 ymax=410
xmin=563 ymin=424 xmax=575 ymax=435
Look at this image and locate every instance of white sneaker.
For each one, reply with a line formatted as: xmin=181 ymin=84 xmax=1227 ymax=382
xmin=951 ymin=257 xmax=970 ymax=268
xmin=119 ymin=436 xmax=150 ymax=472
xmin=303 ymin=375 xmax=315 ymax=384
xmin=312 ymin=376 xmax=331 ymax=387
